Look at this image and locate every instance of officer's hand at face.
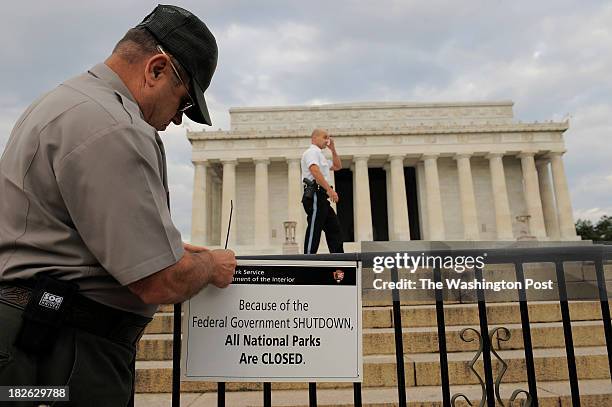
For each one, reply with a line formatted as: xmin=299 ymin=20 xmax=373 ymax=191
xmin=327 ymin=188 xmax=339 ymax=203
xmin=209 ymin=249 xmax=237 ymax=288
xmin=327 ymin=137 xmax=336 ymax=151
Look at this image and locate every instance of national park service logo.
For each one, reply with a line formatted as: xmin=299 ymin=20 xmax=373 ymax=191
xmin=333 ymin=269 xmax=345 ymax=284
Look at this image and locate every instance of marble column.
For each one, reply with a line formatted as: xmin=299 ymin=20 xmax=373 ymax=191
xmin=209 ymin=170 xmax=222 ymax=245
xmin=486 ymin=153 xmax=514 ymax=240
xmin=388 ymin=155 xmax=411 ymax=241
xmin=287 ymin=158 xmax=304 ymax=249
xmin=423 ymin=154 xmax=445 ymax=240
xmin=383 ymin=164 xmax=395 ymax=240
xmin=519 ymin=152 xmax=547 ymax=239
xmin=254 ymin=159 xmax=270 ymax=247
xmin=220 ymin=159 xmax=237 ymax=246
xmin=204 ymin=169 xmax=214 ymax=243
xmin=536 ymin=159 xmax=560 ymax=240
xmin=353 ymin=156 xmax=373 ymax=242
xmin=550 ymin=152 xmax=578 ymax=239
xmin=454 ymin=154 xmax=480 ymax=240
xmin=191 ymin=160 xmax=209 ymax=245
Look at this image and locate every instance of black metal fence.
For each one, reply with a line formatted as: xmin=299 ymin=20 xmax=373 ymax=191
xmin=171 ymin=244 xmax=612 ymax=407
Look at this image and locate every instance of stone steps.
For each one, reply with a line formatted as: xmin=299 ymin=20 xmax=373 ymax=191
xmin=140 ymin=300 xmax=611 ymax=402
xmin=135 ymin=346 xmax=610 ymax=392
xmin=147 ymin=301 xmax=610 ymax=334
xmin=363 ymin=320 xmax=608 ymax=355
xmin=135 ymin=379 xmax=612 ymax=406
xmin=136 ymin=320 xmax=609 ymax=361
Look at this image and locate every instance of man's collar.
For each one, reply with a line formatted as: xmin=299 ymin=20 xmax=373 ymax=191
xmin=310 ymin=143 xmax=322 ymax=151
xmin=88 ymin=63 xmax=138 ymax=106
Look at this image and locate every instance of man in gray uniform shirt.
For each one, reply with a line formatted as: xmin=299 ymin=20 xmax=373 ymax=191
xmin=0 ymin=5 xmax=235 ymax=406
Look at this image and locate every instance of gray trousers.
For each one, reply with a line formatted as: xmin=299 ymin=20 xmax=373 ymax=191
xmin=0 ymin=302 xmax=136 ymax=407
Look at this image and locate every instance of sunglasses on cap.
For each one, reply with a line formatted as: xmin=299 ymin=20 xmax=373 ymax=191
xmin=157 ymin=45 xmax=194 ymax=113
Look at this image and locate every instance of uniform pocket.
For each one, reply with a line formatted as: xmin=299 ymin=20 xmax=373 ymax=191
xmin=63 ymin=330 xmax=134 ymax=406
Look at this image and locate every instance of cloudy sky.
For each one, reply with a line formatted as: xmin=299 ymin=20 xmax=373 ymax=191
xmin=1 ymin=0 xmax=610 ymax=240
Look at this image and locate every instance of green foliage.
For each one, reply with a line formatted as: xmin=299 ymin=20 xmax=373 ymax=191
xmin=575 ymin=215 xmax=612 ymax=241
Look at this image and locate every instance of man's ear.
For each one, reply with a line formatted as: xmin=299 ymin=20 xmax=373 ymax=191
xmin=144 ymin=54 xmax=169 ymax=86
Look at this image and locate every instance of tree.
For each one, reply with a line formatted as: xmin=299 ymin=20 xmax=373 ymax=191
xmin=575 ymin=215 xmax=612 ymax=241
xmin=595 ymin=215 xmax=612 ymax=241
xmin=576 ymin=218 xmax=596 ymax=240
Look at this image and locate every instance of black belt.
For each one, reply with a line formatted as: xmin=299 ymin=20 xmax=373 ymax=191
xmin=303 ymin=183 xmax=320 ymax=190
xmin=303 ymin=181 xmax=333 ymax=191
xmin=0 ymin=282 xmax=151 ymax=346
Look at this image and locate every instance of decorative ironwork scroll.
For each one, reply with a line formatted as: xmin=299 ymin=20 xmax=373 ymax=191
xmin=489 ymin=327 xmax=532 ymax=407
xmin=451 ymin=327 xmax=533 ymax=407
xmin=451 ymin=328 xmax=486 ymax=407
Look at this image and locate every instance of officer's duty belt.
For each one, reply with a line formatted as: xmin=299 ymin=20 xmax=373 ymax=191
xmin=0 ymin=282 xmax=151 ymax=346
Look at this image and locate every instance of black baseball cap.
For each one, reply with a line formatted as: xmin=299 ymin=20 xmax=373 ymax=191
xmin=137 ymin=4 xmax=218 ymax=125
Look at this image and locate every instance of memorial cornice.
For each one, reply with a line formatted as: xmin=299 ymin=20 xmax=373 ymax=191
xmin=187 ymin=122 xmax=568 ymax=141
xmin=228 ymin=100 xmax=514 ymax=113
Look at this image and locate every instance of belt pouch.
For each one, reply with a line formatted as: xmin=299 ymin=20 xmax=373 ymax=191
xmin=15 ymin=275 xmax=78 ymax=354
xmin=303 ymin=186 xmax=315 ymax=199
xmin=303 ymin=178 xmax=316 ymax=199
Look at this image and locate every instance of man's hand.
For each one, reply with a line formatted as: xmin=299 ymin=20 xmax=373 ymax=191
xmin=328 ymin=137 xmax=336 ymax=151
xmin=182 ymin=243 xmax=236 ymax=287
xmin=208 ymin=249 xmax=236 ymax=288
xmin=327 ymin=187 xmax=339 ymax=203
xmin=328 ymin=137 xmax=342 ymax=171
xmin=128 ymin=248 xmax=236 ymax=304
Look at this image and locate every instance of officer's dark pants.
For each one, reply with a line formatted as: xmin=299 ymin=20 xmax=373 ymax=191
xmin=0 ymin=302 xmax=136 ymax=407
xmin=302 ymin=190 xmax=344 ymax=254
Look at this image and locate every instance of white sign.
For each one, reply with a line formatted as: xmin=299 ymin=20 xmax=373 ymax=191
xmin=181 ymin=259 xmax=362 ymax=382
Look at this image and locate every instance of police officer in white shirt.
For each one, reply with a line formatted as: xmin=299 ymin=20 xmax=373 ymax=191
xmin=301 ymin=129 xmax=344 ymax=254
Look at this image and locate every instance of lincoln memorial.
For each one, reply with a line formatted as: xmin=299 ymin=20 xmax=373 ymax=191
xmin=187 ymin=101 xmax=579 ymax=253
